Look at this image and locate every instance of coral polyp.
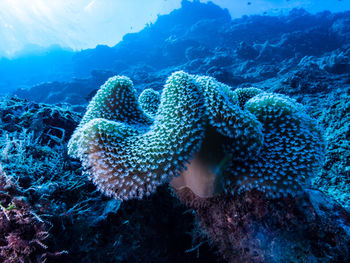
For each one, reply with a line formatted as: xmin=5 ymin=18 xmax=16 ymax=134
xmin=69 ymin=71 xmax=206 ymax=200
xmin=226 ymin=93 xmax=325 ymax=197
xmin=138 ymin=88 xmax=161 ymax=117
xmin=68 ymin=71 xmax=325 ymax=200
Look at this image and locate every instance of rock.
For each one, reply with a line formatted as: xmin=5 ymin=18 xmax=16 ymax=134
xmin=319 ymin=51 xmax=350 ymax=74
xmin=174 ymin=188 xmax=350 ymax=263
xmin=0 ymin=97 xmax=81 ymax=145
xmin=206 ymin=66 xmax=245 ymax=86
xmin=236 ymin=41 xmax=259 ymax=60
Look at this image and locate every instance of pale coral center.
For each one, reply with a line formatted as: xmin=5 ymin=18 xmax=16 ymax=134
xmin=170 ymin=154 xmax=221 ymax=198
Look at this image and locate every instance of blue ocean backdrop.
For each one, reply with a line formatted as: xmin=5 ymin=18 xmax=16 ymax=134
xmin=0 ymin=1 xmax=349 ymax=262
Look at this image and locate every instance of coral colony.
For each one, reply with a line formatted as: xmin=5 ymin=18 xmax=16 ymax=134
xmin=68 ymin=71 xmax=325 ymax=201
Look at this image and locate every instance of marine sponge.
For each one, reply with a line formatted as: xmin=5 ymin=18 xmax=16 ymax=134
xmin=68 ymin=71 xmax=325 ymax=201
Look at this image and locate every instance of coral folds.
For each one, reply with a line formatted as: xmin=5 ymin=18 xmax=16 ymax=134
xmin=68 ymin=71 xmax=324 ymax=201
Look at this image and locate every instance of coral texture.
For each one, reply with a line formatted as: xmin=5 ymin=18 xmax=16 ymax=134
xmin=138 ymin=88 xmax=161 ymax=117
xmin=68 ymin=71 xmax=324 ymax=201
xmin=69 ymin=72 xmax=206 ymax=200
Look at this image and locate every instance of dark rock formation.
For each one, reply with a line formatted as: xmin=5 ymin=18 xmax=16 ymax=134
xmin=174 ymin=188 xmax=350 ymax=263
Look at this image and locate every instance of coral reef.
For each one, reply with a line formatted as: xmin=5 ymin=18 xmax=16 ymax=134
xmin=314 ymin=90 xmax=350 ymax=209
xmin=0 ymin=96 xmax=80 ymax=144
xmin=68 ymin=71 xmax=324 ymax=202
xmin=1 ymin=2 xmax=350 ymax=262
xmin=69 ymin=72 xmax=207 ymax=200
xmin=0 ymin=97 xmax=217 ymax=263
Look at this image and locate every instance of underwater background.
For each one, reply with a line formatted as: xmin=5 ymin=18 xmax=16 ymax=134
xmin=0 ymin=0 xmax=349 ymax=262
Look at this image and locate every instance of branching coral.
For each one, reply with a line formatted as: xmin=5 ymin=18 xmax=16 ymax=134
xmin=68 ymin=71 xmax=325 ymax=201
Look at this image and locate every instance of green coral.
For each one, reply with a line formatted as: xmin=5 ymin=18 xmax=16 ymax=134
xmin=68 ymin=76 xmax=153 ymax=158
xmin=138 ymin=88 xmax=161 ymax=117
xmin=68 ymin=71 xmax=325 ymax=200
xmin=69 ymin=72 xmax=206 ymax=199
xmin=225 ymin=93 xmax=325 ymax=197
xmin=231 ymin=87 xmax=263 ymax=108
xmin=197 ymin=76 xmax=263 ymax=159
